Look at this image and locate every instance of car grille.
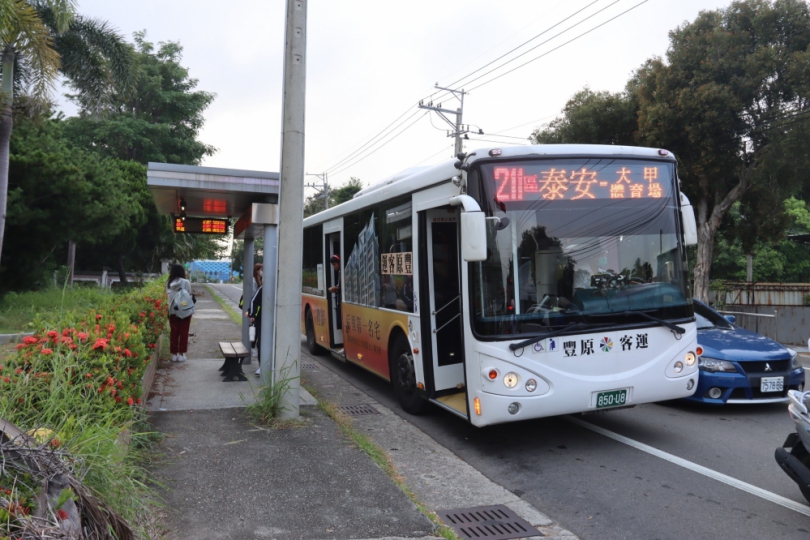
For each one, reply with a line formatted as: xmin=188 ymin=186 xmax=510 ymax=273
xmin=739 ymin=360 xmax=789 ymax=375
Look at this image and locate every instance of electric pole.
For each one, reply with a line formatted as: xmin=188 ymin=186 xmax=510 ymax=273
xmin=271 ymin=0 xmax=307 ymax=419
xmin=305 ymin=172 xmax=329 ymax=210
xmin=419 ymin=85 xmax=481 ymax=156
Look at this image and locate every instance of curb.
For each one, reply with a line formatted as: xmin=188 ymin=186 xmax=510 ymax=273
xmin=0 ymin=332 xmax=34 ymax=345
xmin=300 ymin=350 xmax=581 ymax=540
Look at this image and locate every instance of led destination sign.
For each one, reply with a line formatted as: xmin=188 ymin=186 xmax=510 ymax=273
xmin=488 ymin=163 xmax=669 ymax=202
xmin=174 ymin=217 xmax=229 ymax=235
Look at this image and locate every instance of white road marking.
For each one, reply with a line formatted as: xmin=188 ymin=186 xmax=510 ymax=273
xmin=566 ymin=415 xmax=810 ymax=517
xmin=230 ymin=285 xmax=242 ymax=290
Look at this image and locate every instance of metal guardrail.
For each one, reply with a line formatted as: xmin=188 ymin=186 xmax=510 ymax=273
xmin=718 ymin=308 xmax=778 ymax=338
xmin=717 ymin=310 xmax=775 ymax=318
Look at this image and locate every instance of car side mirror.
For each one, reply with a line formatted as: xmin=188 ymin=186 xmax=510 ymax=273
xmin=461 ymin=212 xmax=487 ymax=261
xmin=724 ymin=315 xmax=736 ymax=324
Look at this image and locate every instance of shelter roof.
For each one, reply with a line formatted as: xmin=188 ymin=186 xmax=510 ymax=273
xmin=147 ymin=162 xmax=279 ymax=219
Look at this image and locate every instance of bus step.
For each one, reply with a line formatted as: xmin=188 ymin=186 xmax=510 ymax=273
xmin=330 ymin=349 xmax=346 ymax=362
xmin=432 ymin=392 xmax=468 ymax=419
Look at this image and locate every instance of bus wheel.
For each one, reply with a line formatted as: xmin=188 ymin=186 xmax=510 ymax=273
xmin=391 ymin=335 xmax=427 ymax=415
xmin=306 ymin=310 xmax=324 ymax=355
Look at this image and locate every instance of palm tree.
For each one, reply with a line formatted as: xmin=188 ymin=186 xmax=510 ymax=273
xmin=0 ymin=0 xmax=136 ymax=269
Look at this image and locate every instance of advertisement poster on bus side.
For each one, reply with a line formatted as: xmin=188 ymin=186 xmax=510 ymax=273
xmin=342 ymin=303 xmax=407 ymax=380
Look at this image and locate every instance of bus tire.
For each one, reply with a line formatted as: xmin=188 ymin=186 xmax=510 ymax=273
xmin=306 ymin=309 xmax=324 ymax=355
xmin=391 ymin=334 xmax=427 ymax=415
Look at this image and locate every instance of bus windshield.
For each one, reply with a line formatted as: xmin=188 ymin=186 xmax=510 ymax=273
xmin=469 ymin=157 xmax=693 ymax=338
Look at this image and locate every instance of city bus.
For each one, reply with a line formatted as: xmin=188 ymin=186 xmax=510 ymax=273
xmin=300 ymin=144 xmax=700 ymax=427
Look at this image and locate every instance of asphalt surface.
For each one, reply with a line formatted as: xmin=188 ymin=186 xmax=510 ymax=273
xmin=211 ymin=283 xmax=810 ymax=540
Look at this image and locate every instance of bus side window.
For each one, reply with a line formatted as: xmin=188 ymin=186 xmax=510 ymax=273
xmin=381 ymin=199 xmax=413 ymax=313
xmin=302 ymin=224 xmax=324 ymax=296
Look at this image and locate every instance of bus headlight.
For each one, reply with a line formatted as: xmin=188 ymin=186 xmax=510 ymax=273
xmin=525 ymin=379 xmax=537 ymax=392
xmin=504 ymin=372 xmax=519 ymax=388
xmin=685 ymin=352 xmax=696 ymax=367
xmin=674 ymin=361 xmax=684 ymax=374
xmin=508 ymin=402 xmax=520 ymax=414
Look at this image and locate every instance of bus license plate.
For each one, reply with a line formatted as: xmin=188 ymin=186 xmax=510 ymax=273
xmin=761 ymin=377 xmax=784 ymax=393
xmin=596 ymin=389 xmax=628 ymax=409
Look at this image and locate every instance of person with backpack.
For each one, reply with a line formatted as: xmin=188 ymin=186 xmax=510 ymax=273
xmin=166 ymin=264 xmax=195 ymax=362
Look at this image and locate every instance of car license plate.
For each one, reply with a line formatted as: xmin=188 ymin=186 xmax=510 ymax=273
xmin=596 ymin=389 xmax=628 ymax=409
xmin=761 ymin=377 xmax=784 ymax=393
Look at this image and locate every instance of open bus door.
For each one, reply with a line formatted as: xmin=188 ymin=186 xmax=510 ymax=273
xmin=419 ymin=206 xmax=467 ymax=418
xmin=323 ymin=219 xmax=343 ymax=352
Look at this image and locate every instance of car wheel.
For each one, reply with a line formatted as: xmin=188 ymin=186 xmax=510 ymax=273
xmin=306 ymin=310 xmax=324 ymax=355
xmin=390 ymin=334 xmax=427 ymax=415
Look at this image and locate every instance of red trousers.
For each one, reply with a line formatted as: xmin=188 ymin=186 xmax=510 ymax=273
xmin=169 ymin=315 xmax=192 ymax=354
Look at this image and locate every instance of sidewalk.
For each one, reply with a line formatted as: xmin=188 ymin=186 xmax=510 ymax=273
xmin=145 ymin=286 xmax=577 ymax=540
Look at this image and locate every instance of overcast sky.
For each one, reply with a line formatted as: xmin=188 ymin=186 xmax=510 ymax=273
xmin=60 ymin=0 xmax=730 ymax=194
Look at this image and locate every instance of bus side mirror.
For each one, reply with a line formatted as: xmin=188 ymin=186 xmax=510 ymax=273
xmin=680 ymin=193 xmax=698 ymax=246
xmin=461 ymin=212 xmax=487 ymax=262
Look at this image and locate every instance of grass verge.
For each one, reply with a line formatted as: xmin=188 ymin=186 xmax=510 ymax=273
xmin=0 ymin=285 xmax=115 ymax=334
xmin=204 ymin=285 xmax=243 ymax=325
xmin=305 ymin=384 xmax=461 ymax=540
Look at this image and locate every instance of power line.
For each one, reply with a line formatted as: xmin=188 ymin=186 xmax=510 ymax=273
xmin=412 ymin=143 xmax=456 ymax=168
xmin=490 ymin=113 xmax=560 ymax=135
xmin=481 ymin=133 xmax=532 ymax=140
xmin=432 ymin=0 xmax=569 ymax=87
xmin=468 ymin=0 xmax=649 ymax=93
xmin=468 ymin=137 xmax=530 ymax=146
xmin=322 ymin=108 xmax=423 ymax=174
xmin=329 ymin=112 xmax=429 ymax=180
xmin=418 ymin=2 xmax=614 ymax=128
xmin=444 ymin=0 xmax=603 ymax=90
xmin=319 ymin=1 xmax=642 ymax=180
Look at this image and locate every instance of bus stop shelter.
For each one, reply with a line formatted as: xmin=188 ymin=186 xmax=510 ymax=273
xmin=147 ymin=162 xmax=281 ymax=367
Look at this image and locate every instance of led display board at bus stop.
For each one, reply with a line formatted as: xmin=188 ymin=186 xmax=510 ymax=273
xmin=174 ymin=217 xmax=229 ymax=234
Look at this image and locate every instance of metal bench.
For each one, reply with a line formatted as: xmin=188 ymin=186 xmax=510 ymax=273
xmin=218 ymin=341 xmax=250 ymax=382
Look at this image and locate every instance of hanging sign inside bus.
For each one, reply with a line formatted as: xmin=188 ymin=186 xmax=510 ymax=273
xmin=492 ymin=165 xmax=668 ymax=202
xmin=174 ymin=217 xmax=229 ymax=234
xmin=381 ymin=252 xmax=413 ymax=275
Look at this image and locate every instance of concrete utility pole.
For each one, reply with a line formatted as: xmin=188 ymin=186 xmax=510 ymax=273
xmin=419 ymin=85 xmax=480 ymax=157
xmin=305 ymin=172 xmax=329 ymax=209
xmin=271 ymin=0 xmax=307 ymax=419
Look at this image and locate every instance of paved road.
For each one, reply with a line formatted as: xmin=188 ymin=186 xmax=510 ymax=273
xmin=210 ymin=284 xmax=810 ymax=539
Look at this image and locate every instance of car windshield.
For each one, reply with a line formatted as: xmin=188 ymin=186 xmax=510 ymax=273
xmin=468 ymin=157 xmax=693 ymax=338
xmin=693 ymin=302 xmax=733 ymax=330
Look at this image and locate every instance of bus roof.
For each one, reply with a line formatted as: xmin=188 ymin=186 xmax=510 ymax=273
xmin=303 ymin=144 xmax=676 ymax=228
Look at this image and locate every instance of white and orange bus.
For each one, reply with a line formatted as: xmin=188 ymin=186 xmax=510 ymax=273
xmin=301 ymin=144 xmax=700 ymax=426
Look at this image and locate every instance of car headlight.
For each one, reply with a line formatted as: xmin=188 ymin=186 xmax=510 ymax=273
xmin=789 ymin=348 xmax=801 ymax=370
xmin=698 ymin=357 xmax=737 ymax=373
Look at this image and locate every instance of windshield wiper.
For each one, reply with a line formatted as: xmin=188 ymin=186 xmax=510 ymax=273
xmin=588 ymin=310 xmax=686 ymax=335
xmin=508 ymin=322 xmax=592 ymax=351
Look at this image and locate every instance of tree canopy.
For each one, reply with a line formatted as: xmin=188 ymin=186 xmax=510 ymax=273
xmin=63 ymin=31 xmax=216 ymax=165
xmin=0 ymin=0 xmax=136 ymax=271
xmin=1 ymin=116 xmax=136 ymax=291
xmin=303 ymin=177 xmax=363 ymax=217
xmin=64 ymin=33 xmax=221 ymax=281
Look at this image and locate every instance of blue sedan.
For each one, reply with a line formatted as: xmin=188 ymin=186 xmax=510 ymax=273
xmin=685 ymin=300 xmax=805 ymax=404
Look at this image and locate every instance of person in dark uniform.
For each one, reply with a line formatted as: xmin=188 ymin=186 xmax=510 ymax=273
xmin=328 ymin=254 xmax=342 ymax=329
xmin=248 ymin=280 xmax=263 ymax=375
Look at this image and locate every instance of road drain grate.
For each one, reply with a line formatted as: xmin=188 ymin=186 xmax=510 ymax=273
xmin=301 ymin=363 xmax=317 ymax=370
xmin=437 ymin=505 xmax=539 ymax=539
xmin=337 ymin=404 xmax=379 ymax=416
